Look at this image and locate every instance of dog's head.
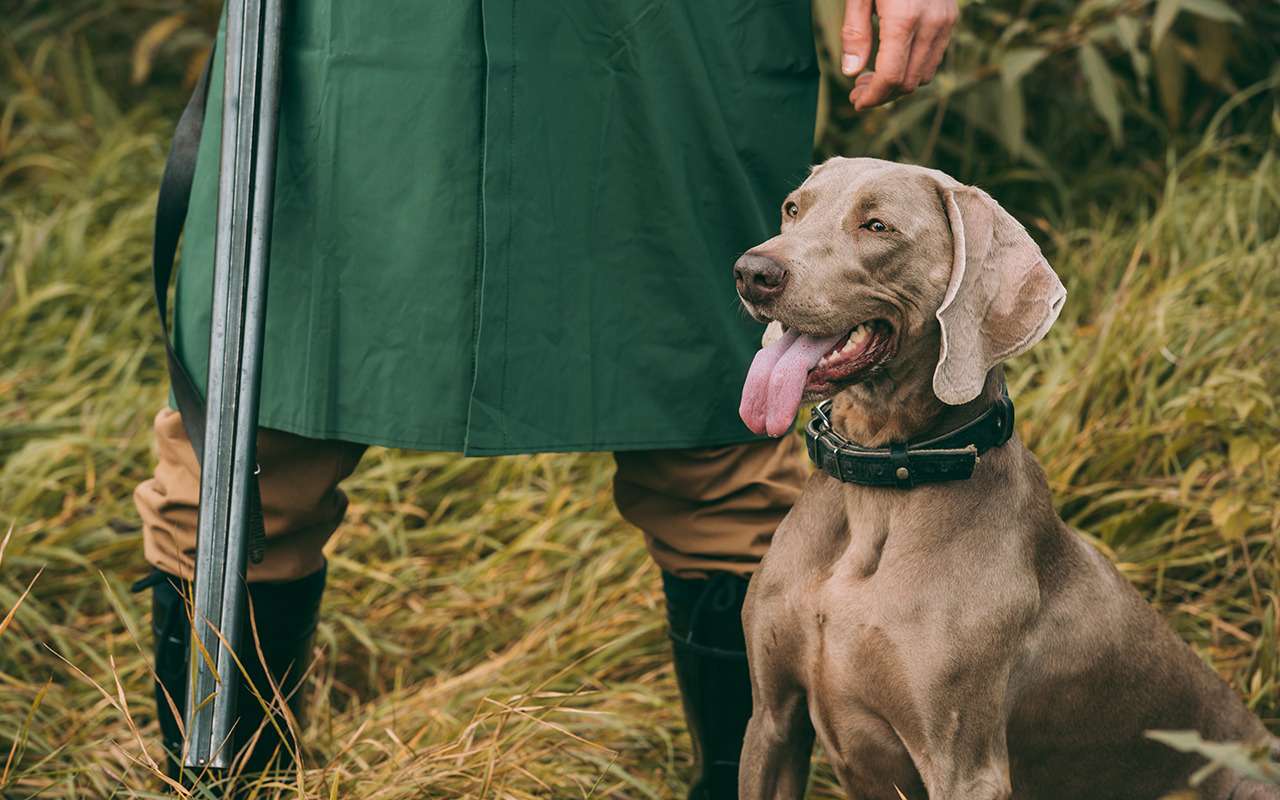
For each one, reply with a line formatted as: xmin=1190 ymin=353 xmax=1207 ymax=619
xmin=737 ymin=157 xmax=1065 ymax=437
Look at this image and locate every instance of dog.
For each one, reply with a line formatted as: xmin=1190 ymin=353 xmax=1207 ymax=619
xmin=732 ymin=157 xmax=1278 ymax=800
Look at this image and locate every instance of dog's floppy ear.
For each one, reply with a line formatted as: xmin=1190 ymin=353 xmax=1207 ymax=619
xmin=933 ymin=186 xmax=1066 ymax=405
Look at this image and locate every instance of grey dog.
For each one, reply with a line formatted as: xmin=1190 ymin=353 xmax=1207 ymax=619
xmin=732 ymin=157 xmax=1278 ymax=800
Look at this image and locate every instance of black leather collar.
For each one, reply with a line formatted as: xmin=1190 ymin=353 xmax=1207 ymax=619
xmin=804 ymin=391 xmax=1015 ymax=489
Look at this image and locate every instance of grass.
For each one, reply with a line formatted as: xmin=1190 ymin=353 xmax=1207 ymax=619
xmin=1 ymin=7 xmax=1277 ymax=799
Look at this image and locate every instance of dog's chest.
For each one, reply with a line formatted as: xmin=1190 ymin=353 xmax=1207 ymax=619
xmin=755 ymin=559 xmax=922 ymax=693
xmin=749 ymin=495 xmax=933 ymax=705
xmin=749 ymin=564 xmax=927 ymax=792
xmin=746 ymin=482 xmax=980 ymax=789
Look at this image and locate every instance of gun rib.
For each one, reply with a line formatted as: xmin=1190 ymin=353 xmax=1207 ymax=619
xmin=185 ymin=0 xmax=285 ymax=772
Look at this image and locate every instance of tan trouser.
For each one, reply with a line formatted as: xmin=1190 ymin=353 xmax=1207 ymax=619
xmin=134 ymin=408 xmax=807 ymax=582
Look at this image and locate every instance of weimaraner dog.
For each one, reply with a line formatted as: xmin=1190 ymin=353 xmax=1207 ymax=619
xmin=732 ymin=157 xmax=1278 ymax=800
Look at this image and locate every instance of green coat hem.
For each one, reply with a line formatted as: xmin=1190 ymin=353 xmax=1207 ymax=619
xmin=168 ymin=400 xmax=771 ymax=455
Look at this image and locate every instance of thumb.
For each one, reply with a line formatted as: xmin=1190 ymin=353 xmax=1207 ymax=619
xmin=840 ymin=0 xmax=873 ymax=76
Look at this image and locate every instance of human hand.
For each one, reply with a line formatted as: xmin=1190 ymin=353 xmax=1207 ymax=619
xmin=839 ymin=0 xmax=958 ymax=110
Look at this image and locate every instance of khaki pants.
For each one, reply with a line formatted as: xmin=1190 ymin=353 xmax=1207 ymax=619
xmin=135 ymin=409 xmax=807 ymax=583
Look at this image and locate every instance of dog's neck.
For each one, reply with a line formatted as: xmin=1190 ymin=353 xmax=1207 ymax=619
xmin=829 ymin=367 xmax=1005 ymax=448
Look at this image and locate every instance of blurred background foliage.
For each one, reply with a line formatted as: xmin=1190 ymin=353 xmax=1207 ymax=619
xmin=0 ymin=0 xmax=1277 ymax=796
xmin=812 ymin=0 xmax=1280 ymax=224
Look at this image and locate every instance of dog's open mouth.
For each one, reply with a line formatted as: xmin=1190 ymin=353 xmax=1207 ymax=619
xmin=804 ymin=320 xmax=896 ymax=396
xmin=739 ymin=320 xmax=896 ymax=437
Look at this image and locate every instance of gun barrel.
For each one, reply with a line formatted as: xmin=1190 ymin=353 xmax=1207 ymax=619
xmin=185 ymin=0 xmax=285 ymax=771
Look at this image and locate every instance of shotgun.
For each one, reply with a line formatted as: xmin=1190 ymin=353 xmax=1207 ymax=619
xmin=150 ymin=0 xmax=286 ymax=774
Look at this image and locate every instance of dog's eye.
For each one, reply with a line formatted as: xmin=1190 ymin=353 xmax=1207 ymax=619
xmin=784 ymin=201 xmax=799 ymax=218
xmin=862 ymin=218 xmax=889 ymax=233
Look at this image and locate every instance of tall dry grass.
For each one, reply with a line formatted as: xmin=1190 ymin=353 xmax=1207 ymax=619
xmin=1 ymin=2 xmax=1277 ymax=798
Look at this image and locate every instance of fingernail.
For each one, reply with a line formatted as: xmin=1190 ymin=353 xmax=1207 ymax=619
xmin=841 ymin=54 xmax=861 ymax=75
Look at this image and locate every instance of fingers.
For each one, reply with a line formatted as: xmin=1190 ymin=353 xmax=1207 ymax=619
xmin=840 ymin=0 xmax=873 ymax=77
xmin=909 ymin=2 xmax=958 ymax=87
xmin=847 ymin=69 xmax=878 ymax=110
xmin=898 ymin=27 xmax=942 ymax=102
xmin=851 ymin=13 xmax=913 ymax=109
xmin=849 ymin=0 xmax=959 ymax=111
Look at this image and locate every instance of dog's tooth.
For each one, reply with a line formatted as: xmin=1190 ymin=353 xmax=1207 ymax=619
xmin=840 ymin=325 xmax=869 ymax=354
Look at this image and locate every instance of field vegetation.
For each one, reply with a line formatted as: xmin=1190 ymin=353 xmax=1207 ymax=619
xmin=1 ymin=0 xmax=1277 ymax=797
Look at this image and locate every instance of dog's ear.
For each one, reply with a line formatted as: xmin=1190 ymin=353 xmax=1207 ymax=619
xmin=933 ymin=186 xmax=1066 ymax=405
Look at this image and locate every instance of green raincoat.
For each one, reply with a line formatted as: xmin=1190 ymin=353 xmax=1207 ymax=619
xmin=174 ymin=1 xmax=819 ymax=455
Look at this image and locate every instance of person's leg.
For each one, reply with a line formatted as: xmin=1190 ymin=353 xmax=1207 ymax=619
xmin=613 ymin=435 xmax=808 ymax=800
xmin=132 ymin=408 xmax=366 ymax=780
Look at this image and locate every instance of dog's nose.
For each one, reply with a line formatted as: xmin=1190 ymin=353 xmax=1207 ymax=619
xmin=734 ymin=253 xmax=789 ymax=304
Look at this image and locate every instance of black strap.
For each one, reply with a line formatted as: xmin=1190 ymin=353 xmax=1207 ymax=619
xmin=153 ymin=54 xmax=267 ymax=563
xmin=805 ymin=392 xmax=1016 ymax=488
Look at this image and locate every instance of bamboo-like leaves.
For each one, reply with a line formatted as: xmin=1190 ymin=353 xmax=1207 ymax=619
xmin=1079 ymin=42 xmax=1124 ymax=146
xmin=1154 ymin=0 xmax=1243 ymax=50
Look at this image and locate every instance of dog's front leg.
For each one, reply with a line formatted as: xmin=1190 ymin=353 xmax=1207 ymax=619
xmin=912 ymin=708 xmax=1013 ymax=800
xmin=739 ymin=688 xmax=814 ymax=800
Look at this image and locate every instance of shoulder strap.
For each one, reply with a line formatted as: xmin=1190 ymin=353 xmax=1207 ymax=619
xmin=153 ymin=55 xmax=266 ymax=563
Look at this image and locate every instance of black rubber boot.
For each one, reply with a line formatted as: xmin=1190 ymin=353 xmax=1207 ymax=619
xmin=662 ymin=571 xmax=754 ymax=800
xmin=140 ymin=565 xmax=327 ymax=789
xmin=147 ymin=570 xmax=192 ymax=782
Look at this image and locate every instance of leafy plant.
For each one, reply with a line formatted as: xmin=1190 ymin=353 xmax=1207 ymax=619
xmin=1147 ymin=729 xmax=1279 ymax=787
xmin=812 ymin=0 xmax=1280 ymax=225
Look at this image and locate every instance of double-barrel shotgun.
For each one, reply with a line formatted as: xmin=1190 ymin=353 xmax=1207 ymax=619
xmin=149 ymin=0 xmax=285 ymax=777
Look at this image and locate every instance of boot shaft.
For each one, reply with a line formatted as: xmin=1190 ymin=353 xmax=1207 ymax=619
xmin=139 ymin=565 xmax=326 ymax=787
xmin=663 ymin=572 xmax=754 ymax=800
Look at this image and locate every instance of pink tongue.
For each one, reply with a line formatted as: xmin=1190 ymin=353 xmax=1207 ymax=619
xmin=740 ymin=330 xmax=846 ymax=437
